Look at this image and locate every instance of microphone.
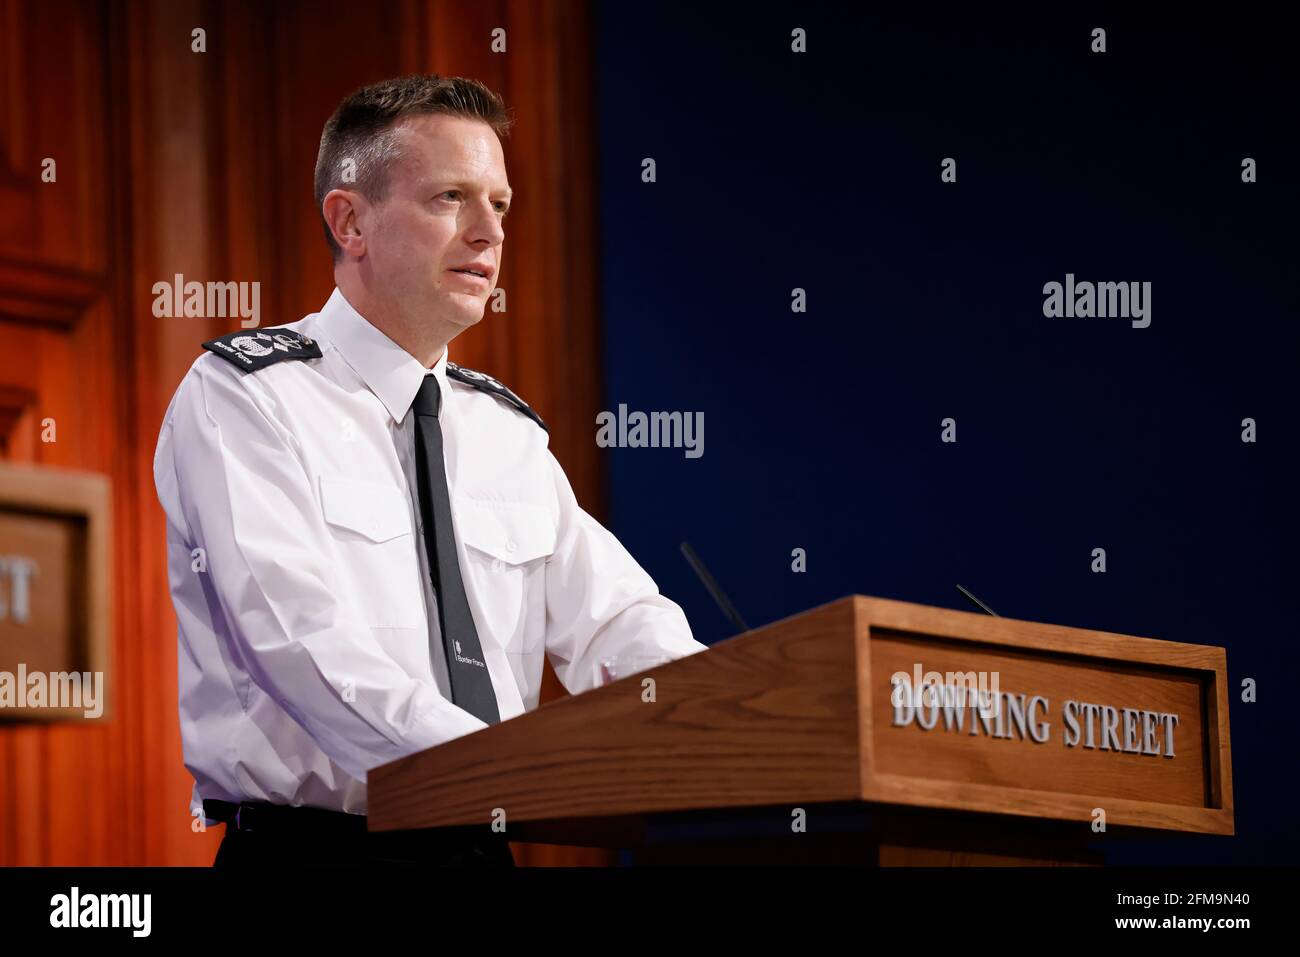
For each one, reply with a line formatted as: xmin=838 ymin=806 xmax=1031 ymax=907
xmin=680 ymin=542 xmax=997 ymax=630
xmin=955 ymin=584 xmax=999 ymax=617
xmin=680 ymin=541 xmax=750 ymax=635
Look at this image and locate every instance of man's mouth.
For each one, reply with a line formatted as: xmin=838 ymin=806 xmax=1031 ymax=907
xmin=448 ymin=267 xmax=491 ymax=290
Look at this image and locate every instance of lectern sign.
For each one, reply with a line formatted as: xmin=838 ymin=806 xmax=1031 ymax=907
xmin=889 ymin=676 xmax=1182 ymax=758
xmin=872 ymin=626 xmax=1206 ymax=809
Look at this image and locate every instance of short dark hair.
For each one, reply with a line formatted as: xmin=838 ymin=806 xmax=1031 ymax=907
xmin=314 ymin=74 xmax=513 ymax=260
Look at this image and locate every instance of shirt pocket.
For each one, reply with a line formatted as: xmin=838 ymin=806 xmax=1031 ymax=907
xmin=454 ymin=501 xmax=555 ymax=655
xmin=319 ymin=475 xmax=425 ymax=630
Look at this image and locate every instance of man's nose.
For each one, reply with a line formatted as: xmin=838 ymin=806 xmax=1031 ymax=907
xmin=465 ymin=199 xmax=505 ymax=247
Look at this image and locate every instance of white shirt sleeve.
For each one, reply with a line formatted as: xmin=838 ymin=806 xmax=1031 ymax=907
xmin=158 ymin=360 xmax=487 ymax=781
xmin=542 ymin=449 xmax=707 ymax=693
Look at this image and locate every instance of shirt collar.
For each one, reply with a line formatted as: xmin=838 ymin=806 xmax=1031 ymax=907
xmin=315 ymin=287 xmax=448 ymax=425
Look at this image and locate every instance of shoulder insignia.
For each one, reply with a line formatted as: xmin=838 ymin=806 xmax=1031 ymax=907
xmin=446 ymin=361 xmax=548 ymax=432
xmin=202 ymin=328 xmax=322 ymax=372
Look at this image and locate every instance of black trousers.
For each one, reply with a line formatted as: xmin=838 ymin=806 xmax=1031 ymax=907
xmin=212 ymin=820 xmax=516 ymax=868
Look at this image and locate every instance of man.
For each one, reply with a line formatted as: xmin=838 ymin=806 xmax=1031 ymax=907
xmin=153 ymin=74 xmax=705 ymax=868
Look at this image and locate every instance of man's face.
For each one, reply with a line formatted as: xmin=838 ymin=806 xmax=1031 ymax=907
xmin=361 ymin=114 xmax=510 ymax=332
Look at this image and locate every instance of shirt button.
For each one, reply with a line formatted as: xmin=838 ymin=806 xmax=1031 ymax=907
xmin=506 ymin=539 xmax=518 ymax=553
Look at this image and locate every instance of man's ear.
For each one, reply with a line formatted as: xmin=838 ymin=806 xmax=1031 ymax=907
xmin=322 ymin=188 xmax=368 ymax=258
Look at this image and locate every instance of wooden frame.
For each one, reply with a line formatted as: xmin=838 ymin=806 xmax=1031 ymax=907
xmin=0 ymin=462 xmax=111 ymax=722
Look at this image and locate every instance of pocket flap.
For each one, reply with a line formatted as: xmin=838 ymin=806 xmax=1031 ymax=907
xmin=320 ymin=476 xmax=412 ymax=544
xmin=456 ymin=502 xmax=555 ymax=563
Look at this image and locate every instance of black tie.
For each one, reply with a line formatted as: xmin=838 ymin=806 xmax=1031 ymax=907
xmin=410 ymin=374 xmax=500 ymax=725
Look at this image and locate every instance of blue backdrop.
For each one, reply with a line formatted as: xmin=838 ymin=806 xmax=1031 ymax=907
xmin=593 ymin=2 xmax=1297 ymax=864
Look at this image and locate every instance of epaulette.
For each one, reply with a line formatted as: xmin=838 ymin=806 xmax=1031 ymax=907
xmin=202 ymin=328 xmax=322 ymax=372
xmin=446 ymin=361 xmax=548 ymax=432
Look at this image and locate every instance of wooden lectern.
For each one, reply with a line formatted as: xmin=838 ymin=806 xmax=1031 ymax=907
xmin=368 ymin=596 xmax=1233 ymax=865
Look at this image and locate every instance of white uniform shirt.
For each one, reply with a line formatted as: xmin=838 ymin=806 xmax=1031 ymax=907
xmin=153 ymin=287 xmax=705 ymax=818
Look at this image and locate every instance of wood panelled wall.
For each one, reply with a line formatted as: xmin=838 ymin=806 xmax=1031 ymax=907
xmin=0 ymin=0 xmax=609 ymax=866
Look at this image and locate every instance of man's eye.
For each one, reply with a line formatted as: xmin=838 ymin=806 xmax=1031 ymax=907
xmin=439 ymin=190 xmax=461 ymax=201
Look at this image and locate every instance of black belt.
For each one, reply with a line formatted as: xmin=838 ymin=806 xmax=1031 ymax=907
xmin=204 ymin=799 xmax=368 ymax=836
